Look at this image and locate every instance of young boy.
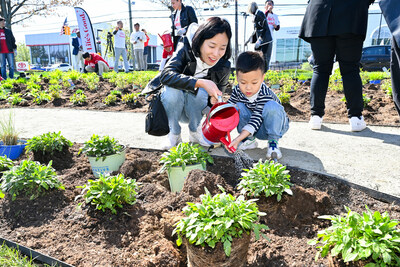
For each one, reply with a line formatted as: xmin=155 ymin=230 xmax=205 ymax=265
xmin=227 ymin=51 xmax=289 ymax=159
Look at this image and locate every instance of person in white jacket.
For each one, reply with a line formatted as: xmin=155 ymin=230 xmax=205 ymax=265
xmin=130 ymin=23 xmax=146 ymax=71
xmin=113 ymin=21 xmax=130 ymax=72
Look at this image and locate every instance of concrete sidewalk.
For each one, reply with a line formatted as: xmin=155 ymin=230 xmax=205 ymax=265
xmin=2 ymin=108 xmax=400 ymax=197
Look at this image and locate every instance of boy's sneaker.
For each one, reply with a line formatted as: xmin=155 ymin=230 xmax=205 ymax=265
xmin=189 ymin=130 xmax=211 ymax=147
xmin=162 ymin=133 xmax=182 ymax=150
xmin=266 ymin=140 xmax=282 ymax=160
xmin=349 ymin=116 xmax=366 ymax=132
xmin=309 ymin=115 xmax=323 ymax=130
xmin=238 ymin=136 xmax=258 ymax=150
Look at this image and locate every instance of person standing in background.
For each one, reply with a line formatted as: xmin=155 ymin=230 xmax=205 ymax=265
xmin=170 ymin=0 xmax=198 ymax=50
xmin=130 ymin=23 xmax=146 ymax=71
xmin=0 ymin=16 xmax=16 ymax=79
xmin=248 ymin=2 xmax=273 ymax=72
xmin=299 ymin=0 xmax=375 ymax=132
xmin=264 ymin=0 xmax=280 ymax=71
xmin=142 ymin=29 xmax=150 ymax=71
xmin=72 ymin=30 xmax=84 ymax=72
xmin=113 ymin=21 xmax=130 ymax=73
xmin=379 ymin=0 xmax=400 ymax=117
xmin=159 ymin=31 xmax=174 ymax=71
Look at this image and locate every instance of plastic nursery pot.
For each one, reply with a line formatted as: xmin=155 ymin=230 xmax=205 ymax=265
xmin=369 ymin=80 xmax=381 ymax=84
xmin=167 ymin=163 xmax=206 ymax=192
xmin=270 ymin=84 xmax=280 ymax=89
xmin=0 ymin=140 xmax=27 ymax=160
xmin=185 ymin=233 xmax=251 ymax=267
xmin=87 ymin=146 xmax=126 ymax=178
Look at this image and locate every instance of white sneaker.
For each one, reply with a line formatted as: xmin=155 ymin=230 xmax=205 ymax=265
xmin=189 ymin=130 xmax=211 ymax=147
xmin=309 ymin=115 xmax=323 ymax=130
xmin=162 ymin=133 xmax=182 ymax=150
xmin=349 ymin=116 xmax=366 ymax=132
xmin=266 ymin=140 xmax=282 ymax=160
xmin=238 ymin=137 xmax=258 ymax=150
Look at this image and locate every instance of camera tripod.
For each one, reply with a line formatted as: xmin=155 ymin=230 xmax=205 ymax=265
xmin=105 ymin=33 xmax=115 ymax=57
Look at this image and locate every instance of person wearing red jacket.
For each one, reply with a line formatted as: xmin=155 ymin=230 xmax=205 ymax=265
xmin=82 ymin=52 xmax=110 ymax=75
xmin=142 ymin=29 xmax=150 ymax=70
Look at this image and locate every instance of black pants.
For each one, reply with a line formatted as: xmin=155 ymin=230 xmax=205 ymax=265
xmin=309 ymin=34 xmax=364 ymax=118
xmin=256 ymin=42 xmax=272 ymax=72
xmin=391 ymin=37 xmax=400 ymax=116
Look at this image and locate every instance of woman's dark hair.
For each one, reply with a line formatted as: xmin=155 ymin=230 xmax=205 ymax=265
xmin=82 ymin=52 xmax=90 ymax=59
xmin=236 ymin=51 xmax=265 ymax=74
xmin=191 ymin=17 xmax=232 ymax=60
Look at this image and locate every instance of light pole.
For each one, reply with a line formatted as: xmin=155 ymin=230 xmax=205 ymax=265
xmin=241 ymin=12 xmax=249 ymax=52
xmin=128 ymin=1 xmax=135 ymax=66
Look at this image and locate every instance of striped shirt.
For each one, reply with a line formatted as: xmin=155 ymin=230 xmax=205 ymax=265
xmin=228 ymin=82 xmax=281 ymax=135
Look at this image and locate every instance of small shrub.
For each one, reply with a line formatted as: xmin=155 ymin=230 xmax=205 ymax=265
xmin=367 ymin=71 xmax=390 ymax=81
xmin=0 ymin=160 xmax=64 ymax=200
xmin=70 ymin=90 xmax=87 ymax=105
xmin=122 ymin=92 xmax=140 ymax=103
xmin=68 ymin=70 xmax=81 ymax=81
xmin=238 ymin=160 xmax=293 ymax=201
xmin=0 ymin=111 xmax=18 ymax=145
xmin=116 ymin=76 xmax=129 ymax=89
xmin=103 ymin=94 xmax=117 ymax=105
xmin=281 ymin=78 xmax=299 ymax=92
xmin=363 ymin=94 xmax=371 ymax=107
xmin=0 ymin=89 xmax=10 ymax=100
xmin=110 ymin=90 xmax=122 ymax=96
xmin=83 ymin=73 xmax=99 ymax=91
xmin=26 ymin=81 xmax=41 ymax=91
xmin=49 ymin=79 xmax=59 ymax=85
xmin=15 ymin=77 xmax=27 ymax=84
xmin=49 ymin=69 xmax=63 ymax=80
xmin=7 ymin=93 xmax=23 ymax=105
xmin=308 ymin=206 xmax=400 ymax=266
xmin=1 ymin=82 xmax=13 ymax=90
xmin=76 ymin=173 xmax=139 ymax=214
xmin=173 ymin=188 xmax=269 ymax=257
xmin=0 ymin=155 xmax=14 ymax=171
xmin=26 ymin=131 xmax=73 ymax=155
xmin=79 ymin=134 xmax=124 ymax=160
xmin=29 ymin=74 xmax=42 ymax=83
xmin=32 ymin=91 xmax=51 ymax=105
xmin=159 ymin=142 xmax=214 ymax=173
xmin=381 ymin=79 xmax=393 ymax=97
xmin=48 ymin=84 xmax=62 ymax=99
xmin=277 ymin=92 xmax=290 ymax=104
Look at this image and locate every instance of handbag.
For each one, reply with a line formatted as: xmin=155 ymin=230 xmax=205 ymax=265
xmin=145 ymin=92 xmax=170 ymax=136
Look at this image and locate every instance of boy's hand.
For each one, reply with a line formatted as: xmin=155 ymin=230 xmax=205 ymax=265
xmin=224 ymin=138 xmax=241 ymax=154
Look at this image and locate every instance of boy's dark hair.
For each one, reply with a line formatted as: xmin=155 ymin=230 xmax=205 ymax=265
xmin=236 ymin=51 xmax=265 ymax=74
xmin=192 ymin=17 xmax=232 ymax=60
xmin=265 ymin=0 xmax=274 ymax=4
xmin=82 ymin=52 xmax=90 ymax=59
xmin=134 ymin=23 xmax=140 ymax=27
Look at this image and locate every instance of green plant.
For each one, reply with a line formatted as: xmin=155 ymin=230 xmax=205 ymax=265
xmin=0 ymin=89 xmax=10 ymax=100
xmin=26 ymin=131 xmax=73 ymax=155
xmin=341 ymin=96 xmax=347 ymax=103
xmin=29 ymin=74 xmax=42 ymax=83
xmin=237 ymin=160 xmax=293 ymax=201
xmin=49 ymin=69 xmax=63 ymax=80
xmin=79 ymin=134 xmax=124 ymax=160
xmin=173 ymin=188 xmax=269 ymax=257
xmin=277 ymin=92 xmax=290 ymax=104
xmin=48 ymin=84 xmax=62 ymax=99
xmin=0 ymin=155 xmax=14 ymax=171
xmin=308 ymin=206 xmax=400 ymax=266
xmin=83 ymin=73 xmax=100 ymax=91
xmin=367 ymin=71 xmax=390 ymax=81
xmin=76 ymin=173 xmax=139 ymax=214
xmin=0 ymin=111 xmax=18 ymax=145
xmin=49 ymin=79 xmax=59 ymax=85
xmin=26 ymin=81 xmax=41 ymax=91
xmin=7 ymin=93 xmax=23 ymax=105
xmin=0 ymin=160 xmax=64 ymax=200
xmin=159 ymin=142 xmax=214 ymax=173
xmin=381 ymin=79 xmax=393 ymax=97
xmin=15 ymin=77 xmax=27 ymax=84
xmin=0 ymin=243 xmax=39 ymax=267
xmin=363 ymin=94 xmax=371 ymax=107
xmin=103 ymin=94 xmax=117 ymax=105
xmin=70 ymin=90 xmax=87 ymax=105
xmin=281 ymin=78 xmax=299 ymax=93
xmin=116 ymin=75 xmax=129 ymax=89
xmin=1 ymin=82 xmax=13 ymax=90
xmin=32 ymin=91 xmax=51 ymax=105
xmin=68 ymin=70 xmax=81 ymax=81
xmin=110 ymin=90 xmax=122 ymax=96
xmin=122 ymin=92 xmax=140 ymax=103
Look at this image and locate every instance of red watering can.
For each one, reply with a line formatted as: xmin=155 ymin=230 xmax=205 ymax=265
xmin=202 ymin=96 xmax=239 ymax=153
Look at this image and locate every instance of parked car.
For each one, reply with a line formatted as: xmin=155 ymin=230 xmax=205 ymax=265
xmin=45 ymin=63 xmax=72 ymax=72
xmin=360 ymin=45 xmax=391 ymax=71
xmin=29 ymin=64 xmax=46 ymax=71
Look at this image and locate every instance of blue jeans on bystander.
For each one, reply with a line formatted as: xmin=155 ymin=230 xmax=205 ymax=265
xmin=0 ymin=53 xmax=14 ymax=79
xmin=236 ymin=101 xmax=289 ymax=141
xmin=161 ymin=86 xmax=208 ymax=135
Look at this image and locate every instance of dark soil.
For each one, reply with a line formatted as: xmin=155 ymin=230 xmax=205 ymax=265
xmin=0 ymin=147 xmax=399 ymax=267
xmin=2 ymin=79 xmax=399 ymax=126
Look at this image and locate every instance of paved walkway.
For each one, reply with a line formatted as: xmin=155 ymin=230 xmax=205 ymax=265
xmin=2 ymin=108 xmax=399 ymax=197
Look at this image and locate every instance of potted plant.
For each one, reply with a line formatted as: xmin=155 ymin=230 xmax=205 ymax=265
xmin=0 ymin=111 xmax=26 ymax=160
xmin=173 ymin=188 xmax=269 ymax=267
xmin=79 ymin=134 xmax=126 ymax=178
xmin=308 ymin=206 xmax=400 ymax=266
xmin=159 ymin=142 xmax=214 ymax=192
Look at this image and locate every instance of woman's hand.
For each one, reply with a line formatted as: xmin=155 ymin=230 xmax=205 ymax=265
xmin=196 ymin=79 xmax=222 ymax=100
xmin=224 ymin=138 xmax=241 ymax=154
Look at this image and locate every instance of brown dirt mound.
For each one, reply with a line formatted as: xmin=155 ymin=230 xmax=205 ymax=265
xmin=30 ymin=146 xmax=73 ymax=170
xmin=182 ymin=169 xmax=234 ymax=197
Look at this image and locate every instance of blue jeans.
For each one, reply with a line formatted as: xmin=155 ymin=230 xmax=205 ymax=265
xmin=1 ymin=53 xmax=14 ymax=79
xmin=161 ymin=86 xmax=208 ymax=135
xmin=237 ymin=101 xmax=289 ymax=141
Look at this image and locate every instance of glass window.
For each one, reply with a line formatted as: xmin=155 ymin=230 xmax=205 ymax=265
xmin=49 ymin=45 xmax=70 ymax=64
xmin=31 ymin=46 xmax=49 ymax=66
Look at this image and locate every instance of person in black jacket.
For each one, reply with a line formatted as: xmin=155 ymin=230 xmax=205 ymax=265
xmin=299 ymin=0 xmax=375 ymax=132
xmin=71 ymin=30 xmax=84 ymax=72
xmin=160 ymin=17 xmax=232 ymax=149
xmin=380 ymin=0 xmax=400 ymax=117
xmin=248 ymin=2 xmax=273 ymax=72
xmin=0 ymin=17 xmax=16 ymax=79
xmin=170 ymin=0 xmax=198 ymax=51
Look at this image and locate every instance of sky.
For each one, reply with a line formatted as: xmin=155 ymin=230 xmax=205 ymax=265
xmin=12 ymin=0 xmax=381 ymax=44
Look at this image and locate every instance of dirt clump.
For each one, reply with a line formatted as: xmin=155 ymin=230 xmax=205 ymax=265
xmin=182 ymin=169 xmax=234 ymax=197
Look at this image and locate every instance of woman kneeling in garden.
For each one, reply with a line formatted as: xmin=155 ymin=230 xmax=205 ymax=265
xmin=160 ymin=17 xmax=232 ymax=149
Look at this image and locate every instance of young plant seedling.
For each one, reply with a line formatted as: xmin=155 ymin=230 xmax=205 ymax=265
xmin=26 ymin=131 xmax=73 ymax=155
xmin=79 ymin=134 xmax=124 ymax=161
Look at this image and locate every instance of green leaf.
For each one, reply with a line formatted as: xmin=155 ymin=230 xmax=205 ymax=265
xmin=223 ymin=240 xmax=231 ymax=257
xmin=0 ymin=190 xmax=4 ymax=198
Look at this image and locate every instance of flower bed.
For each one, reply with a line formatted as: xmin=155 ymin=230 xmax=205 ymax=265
xmin=0 ymin=145 xmax=399 ymax=266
